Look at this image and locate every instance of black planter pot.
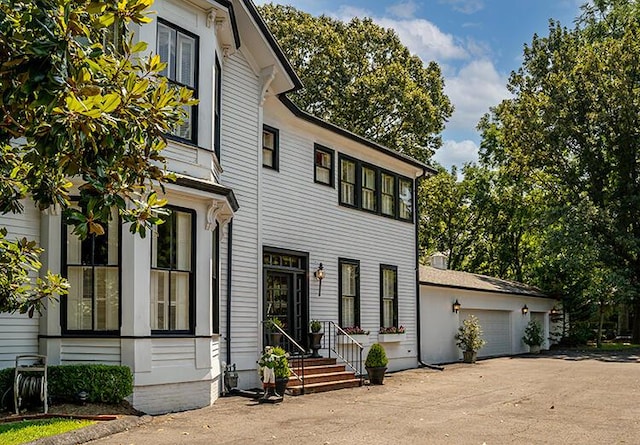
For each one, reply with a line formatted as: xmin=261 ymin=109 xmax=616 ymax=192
xmin=275 ymin=377 xmax=288 ymax=397
xmin=268 ymin=332 xmax=283 ymax=347
xmin=366 ymin=366 xmax=387 ymax=385
xmin=308 ymin=332 xmax=324 ymax=358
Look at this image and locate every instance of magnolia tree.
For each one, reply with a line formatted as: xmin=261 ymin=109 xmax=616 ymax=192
xmin=0 ymin=0 xmax=195 ymax=315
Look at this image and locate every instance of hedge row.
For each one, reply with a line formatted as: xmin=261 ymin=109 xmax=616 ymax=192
xmin=0 ymin=364 xmax=133 ymax=405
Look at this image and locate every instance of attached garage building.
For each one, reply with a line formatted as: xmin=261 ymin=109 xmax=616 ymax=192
xmin=419 ymin=264 xmax=557 ymax=364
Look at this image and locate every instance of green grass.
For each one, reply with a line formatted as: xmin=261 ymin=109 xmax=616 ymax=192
xmin=596 ymin=343 xmax=640 ymax=351
xmin=0 ymin=418 xmax=95 ymax=445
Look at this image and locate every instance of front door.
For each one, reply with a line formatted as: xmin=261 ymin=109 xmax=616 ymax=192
xmin=263 ymin=250 xmax=308 ymax=347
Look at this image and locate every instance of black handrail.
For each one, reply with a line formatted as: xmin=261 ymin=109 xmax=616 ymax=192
xmin=311 ymin=321 xmax=364 ymax=380
xmin=261 ymin=320 xmax=306 ymax=395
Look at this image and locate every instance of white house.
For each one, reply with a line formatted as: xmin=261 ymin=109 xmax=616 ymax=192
xmin=419 ymin=260 xmax=558 ymax=364
xmin=0 ymin=0 xmax=431 ymax=414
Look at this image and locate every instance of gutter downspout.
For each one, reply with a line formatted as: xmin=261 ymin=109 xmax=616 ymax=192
xmin=415 ymin=168 xmax=444 ymax=372
xmin=226 ymin=220 xmax=234 ymax=366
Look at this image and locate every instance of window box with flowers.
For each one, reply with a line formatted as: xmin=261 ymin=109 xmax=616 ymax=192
xmin=337 ymin=326 xmax=370 ymax=345
xmin=378 ymin=326 xmax=406 ymax=343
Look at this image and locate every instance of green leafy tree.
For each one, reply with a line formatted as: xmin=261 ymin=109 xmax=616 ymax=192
xmin=479 ymin=0 xmax=640 ymax=342
xmin=258 ymin=3 xmax=452 ymax=163
xmin=0 ymin=0 xmax=195 ymax=315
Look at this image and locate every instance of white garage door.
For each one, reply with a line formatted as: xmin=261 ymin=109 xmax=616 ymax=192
xmin=459 ymin=310 xmax=512 ymax=357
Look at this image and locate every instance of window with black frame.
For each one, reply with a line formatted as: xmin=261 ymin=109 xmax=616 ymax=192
xmin=150 ymin=207 xmax=194 ymax=332
xmin=380 ymin=265 xmax=398 ymax=329
xmin=339 ymin=259 xmax=360 ymax=328
xmin=64 ymin=207 xmax=120 ymax=332
xmin=157 ymin=19 xmax=199 ymax=143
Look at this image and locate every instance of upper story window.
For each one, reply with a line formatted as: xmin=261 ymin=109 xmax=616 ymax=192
xmin=335 ymin=154 xmax=414 ymax=223
xmin=339 ymin=258 xmax=360 ymax=328
xmin=399 ymin=178 xmax=413 ymax=221
xmin=361 ymin=165 xmax=377 ymax=212
xmin=340 ymin=156 xmax=357 ymax=207
xmin=214 ymin=56 xmax=221 ymax=159
xmin=381 ymin=173 xmax=396 ymax=217
xmin=380 ymin=265 xmax=398 ymax=329
xmin=157 ymin=19 xmax=199 ymax=144
xmin=150 ymin=207 xmax=195 ymax=333
xmin=263 ymin=125 xmax=279 ymax=170
xmin=314 ymin=144 xmax=334 ymax=187
xmin=64 ymin=206 xmax=120 ymax=333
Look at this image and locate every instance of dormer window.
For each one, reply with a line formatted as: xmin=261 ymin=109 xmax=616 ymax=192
xmin=157 ymin=19 xmax=199 ymax=144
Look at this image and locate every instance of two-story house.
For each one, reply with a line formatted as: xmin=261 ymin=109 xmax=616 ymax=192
xmin=0 ymin=0 xmax=431 ymax=414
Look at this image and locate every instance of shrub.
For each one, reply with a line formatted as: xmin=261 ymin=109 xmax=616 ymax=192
xmin=365 ymin=343 xmax=388 ymax=368
xmin=523 ymin=320 xmax=544 ymax=347
xmin=267 ymin=317 xmax=283 ymax=332
xmin=309 ymin=320 xmax=322 ymax=333
xmin=455 ymin=315 xmax=487 ymax=352
xmin=0 ymin=364 xmax=133 ymax=407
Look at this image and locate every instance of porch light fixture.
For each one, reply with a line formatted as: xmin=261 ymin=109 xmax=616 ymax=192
xmin=314 ymin=263 xmax=324 ymax=296
xmin=550 ymin=306 xmax=559 ymax=315
xmin=522 ymin=304 xmax=529 ymax=315
xmin=452 ymin=299 xmax=461 ymax=313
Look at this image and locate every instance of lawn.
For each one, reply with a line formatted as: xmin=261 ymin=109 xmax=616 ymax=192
xmin=0 ymin=418 xmax=95 ymax=445
xmin=596 ymin=342 xmax=640 ymax=351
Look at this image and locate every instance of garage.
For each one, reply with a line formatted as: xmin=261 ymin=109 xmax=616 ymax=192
xmin=459 ymin=309 xmax=512 ymax=357
xmin=419 ymin=260 xmax=558 ymax=364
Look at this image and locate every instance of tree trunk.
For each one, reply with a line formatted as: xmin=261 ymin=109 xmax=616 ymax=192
xmin=597 ymin=302 xmax=604 ymax=349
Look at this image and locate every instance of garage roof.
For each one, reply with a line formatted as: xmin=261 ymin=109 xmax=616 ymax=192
xmin=419 ymin=266 xmax=549 ymax=298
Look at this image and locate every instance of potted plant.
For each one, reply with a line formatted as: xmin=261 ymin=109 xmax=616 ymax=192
xmin=523 ymin=320 xmax=544 ymax=353
xmin=266 ymin=317 xmax=283 ymax=346
xmin=308 ymin=320 xmax=324 ymax=358
xmin=258 ymin=346 xmax=290 ymax=400
xmin=365 ymin=343 xmax=388 ymax=384
xmin=455 ymin=315 xmax=486 ymax=363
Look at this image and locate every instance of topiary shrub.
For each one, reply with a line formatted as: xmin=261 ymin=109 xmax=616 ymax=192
xmin=365 ymin=343 xmax=388 ymax=368
xmin=47 ymin=364 xmax=133 ymax=404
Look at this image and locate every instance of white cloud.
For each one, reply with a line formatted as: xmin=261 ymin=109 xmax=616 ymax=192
xmin=386 ymin=1 xmax=420 ymax=19
xmin=433 ymin=139 xmax=479 ymax=169
xmin=444 ymin=59 xmax=510 ymax=134
xmin=438 ymin=0 xmax=484 ymax=14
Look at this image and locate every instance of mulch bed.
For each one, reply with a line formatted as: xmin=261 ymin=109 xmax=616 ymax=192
xmin=0 ymin=401 xmax=142 ymax=424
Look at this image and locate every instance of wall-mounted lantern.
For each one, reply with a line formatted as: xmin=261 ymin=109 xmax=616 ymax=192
xmin=314 ymin=263 xmax=324 ymax=296
xmin=452 ymin=299 xmax=461 ymax=313
xmin=522 ymin=304 xmax=529 ymax=315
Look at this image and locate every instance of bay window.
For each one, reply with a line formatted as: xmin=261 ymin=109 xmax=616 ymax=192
xmin=64 ymin=207 xmax=120 ymax=332
xmin=151 ymin=207 xmax=195 ymax=332
xmin=157 ymin=19 xmax=199 ymax=144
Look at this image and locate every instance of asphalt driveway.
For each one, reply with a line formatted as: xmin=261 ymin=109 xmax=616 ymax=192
xmin=89 ymin=351 xmax=640 ymax=445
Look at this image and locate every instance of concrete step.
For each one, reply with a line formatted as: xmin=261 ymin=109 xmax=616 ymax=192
xmin=288 ymin=378 xmax=362 ymax=395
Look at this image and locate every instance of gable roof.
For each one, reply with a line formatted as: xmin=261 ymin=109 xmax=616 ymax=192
xmin=419 ymin=265 xmax=549 ymax=298
xmin=278 ymin=95 xmax=435 ymax=172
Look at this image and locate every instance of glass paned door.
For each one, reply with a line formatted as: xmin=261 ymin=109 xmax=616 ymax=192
xmin=265 ymin=272 xmax=291 ymax=332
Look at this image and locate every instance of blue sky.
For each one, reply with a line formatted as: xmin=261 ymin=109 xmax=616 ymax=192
xmin=254 ymin=0 xmax=586 ymax=169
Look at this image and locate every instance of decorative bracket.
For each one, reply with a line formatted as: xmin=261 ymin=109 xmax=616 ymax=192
xmin=259 ymin=65 xmax=277 ymax=106
xmin=206 ymin=199 xmax=234 ymax=235
xmin=206 ymin=9 xmax=217 ymax=28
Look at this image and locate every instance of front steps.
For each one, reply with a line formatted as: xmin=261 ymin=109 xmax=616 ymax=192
xmin=287 ymin=357 xmax=362 ymax=395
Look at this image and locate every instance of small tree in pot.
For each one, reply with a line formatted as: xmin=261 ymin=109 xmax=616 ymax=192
xmin=523 ymin=320 xmax=544 ymax=353
xmin=365 ymin=343 xmax=388 ymax=384
xmin=308 ymin=320 xmax=324 ymax=358
xmin=455 ymin=315 xmax=486 ymax=363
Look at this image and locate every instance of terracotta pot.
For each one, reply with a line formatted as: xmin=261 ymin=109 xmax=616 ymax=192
xmin=366 ymin=366 xmax=387 ymax=385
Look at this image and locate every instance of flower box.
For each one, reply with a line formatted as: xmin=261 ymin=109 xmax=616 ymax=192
xmin=337 ymin=334 xmax=369 ymax=346
xmin=378 ymin=333 xmax=406 ymax=343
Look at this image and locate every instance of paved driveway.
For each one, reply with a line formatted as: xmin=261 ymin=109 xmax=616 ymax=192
xmin=90 ymin=351 xmax=640 ymax=445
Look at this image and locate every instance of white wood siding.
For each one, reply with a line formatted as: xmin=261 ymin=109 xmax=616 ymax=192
xmin=0 ymin=202 xmax=41 ymax=369
xmin=259 ymin=98 xmax=421 ymax=373
xmin=60 ymin=339 xmax=121 ymax=365
xmin=219 ymin=50 xmax=261 ymax=371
